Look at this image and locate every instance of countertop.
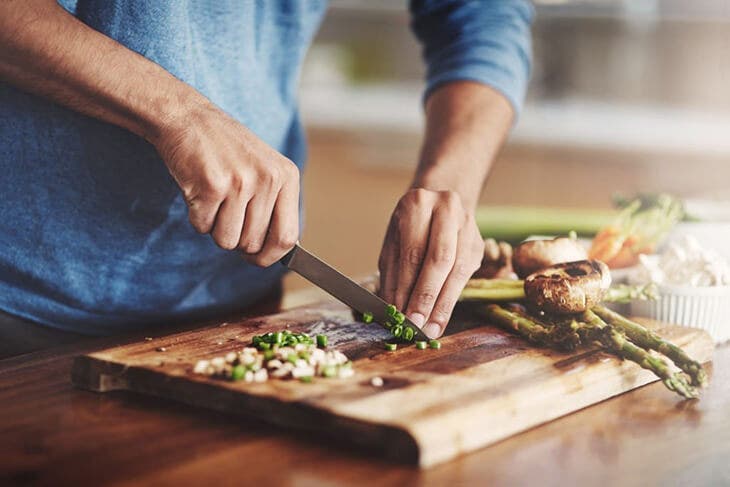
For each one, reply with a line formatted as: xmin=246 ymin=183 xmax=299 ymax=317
xmin=1 ymin=289 xmax=728 ymax=486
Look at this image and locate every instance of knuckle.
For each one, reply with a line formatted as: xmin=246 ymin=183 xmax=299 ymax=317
xmin=206 ymin=177 xmax=228 ymax=200
xmin=230 ymin=173 xmax=244 ymax=194
xmin=263 ymin=167 xmax=282 ymax=189
xmin=274 ymin=230 xmax=298 ymax=250
xmin=413 ymin=288 xmax=437 ymax=308
xmin=240 ymin=239 xmax=264 ymax=254
xmin=429 ymin=245 xmax=455 ymax=266
xmin=405 ymin=246 xmax=424 ymax=266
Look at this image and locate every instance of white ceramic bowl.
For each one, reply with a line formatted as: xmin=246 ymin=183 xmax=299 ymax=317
xmin=630 ymin=283 xmax=730 ymax=345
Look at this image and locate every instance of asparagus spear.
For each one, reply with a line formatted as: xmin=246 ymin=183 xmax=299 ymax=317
xmin=460 ymin=286 xmax=526 ymax=302
xmin=465 ymin=279 xmax=524 ymax=289
xmin=461 ymin=280 xmax=656 ymax=304
xmin=603 ymin=283 xmax=658 ymax=303
xmin=483 ymin=304 xmax=580 ymax=351
xmin=580 ymin=310 xmax=698 ymax=399
xmin=593 ymin=305 xmax=708 ymax=387
xmin=484 ymin=304 xmax=698 ymax=398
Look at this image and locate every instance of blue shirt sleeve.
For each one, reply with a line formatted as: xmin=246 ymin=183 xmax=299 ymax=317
xmin=410 ymin=0 xmax=534 ymax=116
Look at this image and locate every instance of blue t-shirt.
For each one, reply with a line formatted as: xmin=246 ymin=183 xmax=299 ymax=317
xmin=0 ymin=0 xmax=532 ymax=335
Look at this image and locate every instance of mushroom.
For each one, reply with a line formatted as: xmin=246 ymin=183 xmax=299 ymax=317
xmin=512 ymin=237 xmax=588 ymax=279
xmin=524 ymin=260 xmax=611 ymax=315
xmin=473 ymin=238 xmax=516 ymax=279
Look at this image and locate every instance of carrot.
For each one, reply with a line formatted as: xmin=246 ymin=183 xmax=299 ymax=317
xmin=588 ymin=227 xmax=625 ymax=262
xmin=605 ymin=244 xmax=639 ymax=268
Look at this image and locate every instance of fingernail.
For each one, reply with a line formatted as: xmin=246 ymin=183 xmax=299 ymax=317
xmin=409 ymin=313 xmax=425 ymax=329
xmin=423 ymin=322 xmax=442 ymax=339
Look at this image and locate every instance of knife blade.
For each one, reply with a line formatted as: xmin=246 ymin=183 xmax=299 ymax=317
xmin=281 ymin=244 xmax=430 ymax=342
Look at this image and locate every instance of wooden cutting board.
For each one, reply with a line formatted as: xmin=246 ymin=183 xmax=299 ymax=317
xmin=71 ymin=302 xmax=713 ymax=468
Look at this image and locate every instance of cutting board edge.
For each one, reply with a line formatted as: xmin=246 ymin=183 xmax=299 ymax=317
xmin=69 ymin=315 xmax=715 ymax=469
xmin=71 ymin=354 xmax=424 ymax=463
xmin=72 ymin=354 xmax=130 ymax=392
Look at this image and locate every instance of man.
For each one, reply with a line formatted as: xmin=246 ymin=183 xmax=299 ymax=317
xmin=0 ymin=1 xmax=532 ymax=358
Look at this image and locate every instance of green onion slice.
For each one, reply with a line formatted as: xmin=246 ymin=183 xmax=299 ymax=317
xmin=231 ymin=365 xmax=245 ymax=381
xmin=402 ymin=326 xmax=415 ymax=341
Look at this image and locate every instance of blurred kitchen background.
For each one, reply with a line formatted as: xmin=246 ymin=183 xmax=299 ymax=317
xmin=285 ymin=0 xmax=730 ymax=294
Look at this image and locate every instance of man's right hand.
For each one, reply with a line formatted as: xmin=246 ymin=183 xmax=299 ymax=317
xmin=155 ymin=103 xmax=301 ymax=267
xmin=0 ymin=1 xmax=300 ymax=267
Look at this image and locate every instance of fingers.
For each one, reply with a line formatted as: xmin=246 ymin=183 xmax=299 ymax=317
xmin=423 ymin=225 xmax=484 ymax=338
xmin=186 ymin=191 xmax=223 ymax=235
xmin=211 ymin=195 xmax=248 ymax=250
xmin=239 ymin=189 xmax=277 ymax=256
xmin=394 ymin=200 xmax=432 ymax=311
xmin=404 ymin=199 xmax=460 ymax=333
xmin=245 ymin=176 xmax=300 ymax=267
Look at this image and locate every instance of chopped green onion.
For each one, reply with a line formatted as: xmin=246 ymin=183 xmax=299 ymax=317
xmin=287 ymin=354 xmax=299 ymax=365
xmin=391 ymin=325 xmax=403 ymax=338
xmin=416 ymin=341 xmax=427 ymax=350
xmin=263 ymin=349 xmax=275 ymax=360
xmin=258 ymin=342 xmax=271 ymax=351
xmin=402 ymin=326 xmax=415 ymax=342
xmin=231 ymin=364 xmax=245 ymax=381
xmin=429 ymin=339 xmax=441 ymax=350
xmin=362 ymin=311 xmax=374 ymax=324
xmin=300 ymin=376 xmax=313 ymax=383
xmin=316 ymin=334 xmax=328 ymax=348
xmin=299 ymin=351 xmax=311 ymax=360
xmin=273 ymin=331 xmax=283 ymax=344
xmin=322 ymin=365 xmax=336 ymax=378
xmin=385 ymin=343 xmax=397 ymax=352
xmin=393 ymin=311 xmax=405 ymax=325
xmin=386 ymin=304 xmax=397 ymax=317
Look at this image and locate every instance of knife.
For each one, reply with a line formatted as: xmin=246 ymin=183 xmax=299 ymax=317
xmin=281 ymin=244 xmax=430 ymax=342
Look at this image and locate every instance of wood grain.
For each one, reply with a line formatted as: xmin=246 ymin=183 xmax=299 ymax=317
xmin=70 ymin=302 xmax=714 ymax=468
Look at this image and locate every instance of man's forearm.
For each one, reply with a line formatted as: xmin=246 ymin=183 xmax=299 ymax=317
xmin=412 ymin=81 xmax=514 ymax=210
xmin=0 ymin=0 xmax=203 ymax=142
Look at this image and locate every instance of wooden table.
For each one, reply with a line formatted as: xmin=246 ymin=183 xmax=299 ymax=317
xmin=1 ymin=291 xmax=729 ymax=486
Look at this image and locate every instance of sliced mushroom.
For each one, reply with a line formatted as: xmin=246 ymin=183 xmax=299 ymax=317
xmin=512 ymin=237 xmax=588 ymax=279
xmin=524 ymin=260 xmax=611 ymax=315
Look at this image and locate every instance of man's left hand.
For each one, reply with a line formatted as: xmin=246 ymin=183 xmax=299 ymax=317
xmin=378 ymin=188 xmax=484 ymax=339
